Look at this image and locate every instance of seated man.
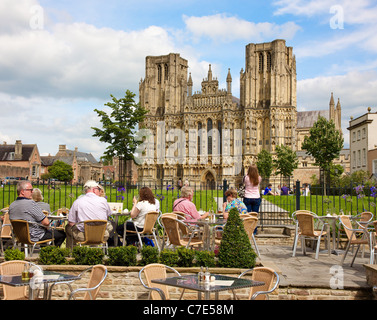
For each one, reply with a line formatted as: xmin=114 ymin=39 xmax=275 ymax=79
xmin=65 ymin=180 xmax=113 ymax=249
xmin=264 ymin=184 xmax=275 ymax=195
xmin=9 ymin=180 xmax=66 ymax=246
xmin=173 ymin=186 xmax=209 ymax=222
xmin=281 ymin=184 xmax=290 ymax=196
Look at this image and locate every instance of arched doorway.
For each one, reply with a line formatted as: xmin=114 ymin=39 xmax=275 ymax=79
xmin=202 ymin=170 xmax=216 ymax=190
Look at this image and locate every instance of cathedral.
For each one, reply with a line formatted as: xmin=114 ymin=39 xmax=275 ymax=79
xmin=137 ymin=39 xmax=346 ymax=188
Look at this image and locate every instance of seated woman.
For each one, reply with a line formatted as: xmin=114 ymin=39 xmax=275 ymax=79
xmin=116 ymin=186 xmax=157 ymax=246
xmin=222 ymin=188 xmax=247 ymax=219
xmin=32 ymin=188 xmax=51 ymax=213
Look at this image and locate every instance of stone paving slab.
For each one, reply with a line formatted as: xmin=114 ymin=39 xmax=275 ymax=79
xmin=258 ymin=244 xmax=371 ymax=289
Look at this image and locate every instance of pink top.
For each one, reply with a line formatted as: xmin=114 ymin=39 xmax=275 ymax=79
xmin=244 ymin=175 xmax=262 ymax=199
xmin=172 ymin=198 xmax=201 ymax=222
xmin=68 ymin=193 xmax=112 ymax=231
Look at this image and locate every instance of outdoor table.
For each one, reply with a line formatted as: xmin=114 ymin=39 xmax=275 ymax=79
xmin=47 ymin=215 xmax=68 ymax=221
xmin=110 ymin=212 xmax=130 ymax=246
xmin=151 ymin=274 xmax=264 ymax=300
xmin=0 ymin=270 xmax=81 ymax=300
xmin=186 ymin=218 xmax=227 ymax=251
xmin=318 ymin=215 xmax=339 ymax=255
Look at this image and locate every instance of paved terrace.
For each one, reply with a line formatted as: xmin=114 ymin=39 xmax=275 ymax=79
xmin=258 ymin=244 xmax=371 ymax=289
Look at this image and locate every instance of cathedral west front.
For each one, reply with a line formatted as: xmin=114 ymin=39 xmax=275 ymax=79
xmin=137 ymin=39 xmax=347 ymax=188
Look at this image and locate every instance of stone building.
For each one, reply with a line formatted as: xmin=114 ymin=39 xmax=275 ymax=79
xmin=0 ymin=140 xmax=41 ymax=181
xmin=137 ymin=39 xmax=348 ymax=188
xmin=293 ymin=93 xmax=349 ymax=185
xmin=41 ymin=145 xmax=103 ymax=184
xmin=347 ymin=108 xmax=377 ymax=175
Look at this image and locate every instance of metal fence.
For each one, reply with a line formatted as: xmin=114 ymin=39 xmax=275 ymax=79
xmin=1 ymin=179 xmax=376 ymax=228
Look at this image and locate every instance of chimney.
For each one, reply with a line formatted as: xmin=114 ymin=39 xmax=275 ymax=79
xmin=14 ymin=140 xmax=22 ymax=160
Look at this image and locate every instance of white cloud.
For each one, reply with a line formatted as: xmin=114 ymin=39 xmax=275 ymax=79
xmin=273 ymin=0 xmax=377 ymax=25
xmin=183 ymin=14 xmax=301 ymax=43
xmin=0 ymin=7 xmax=177 ymax=99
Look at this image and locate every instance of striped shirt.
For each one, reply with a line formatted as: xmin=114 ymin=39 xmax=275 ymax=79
xmin=9 ymin=197 xmax=47 ymax=242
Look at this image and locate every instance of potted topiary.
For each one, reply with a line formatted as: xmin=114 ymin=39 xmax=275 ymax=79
xmin=218 ymin=207 xmax=257 ymax=268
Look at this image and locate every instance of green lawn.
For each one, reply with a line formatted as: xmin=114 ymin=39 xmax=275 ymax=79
xmin=263 ymin=194 xmax=377 ymax=217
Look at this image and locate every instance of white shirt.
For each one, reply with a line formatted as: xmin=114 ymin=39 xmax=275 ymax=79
xmin=133 ymin=200 xmax=157 ymax=229
xmin=68 ymin=193 xmax=112 ymax=232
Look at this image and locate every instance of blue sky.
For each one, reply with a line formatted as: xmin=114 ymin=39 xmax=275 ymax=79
xmin=1 ymin=0 xmax=377 ymax=160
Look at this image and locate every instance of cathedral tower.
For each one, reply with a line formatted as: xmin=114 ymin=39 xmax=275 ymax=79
xmin=240 ymin=39 xmax=297 ymax=161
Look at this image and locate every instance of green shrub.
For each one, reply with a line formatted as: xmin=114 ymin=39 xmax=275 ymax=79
xmin=218 ymin=208 xmax=257 ymax=268
xmin=176 ymin=247 xmax=195 ymax=267
xmin=140 ymin=245 xmax=159 ymax=265
xmin=107 ymin=246 xmax=138 ymax=266
xmin=4 ymin=248 xmax=25 ymax=261
xmin=194 ymin=250 xmax=216 ymax=267
xmin=39 ymin=246 xmax=70 ymax=265
xmin=159 ymin=249 xmax=179 ymax=267
xmin=72 ymin=246 xmax=104 ymax=265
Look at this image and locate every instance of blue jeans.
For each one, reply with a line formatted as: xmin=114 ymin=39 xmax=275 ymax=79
xmin=243 ymin=197 xmax=261 ymax=213
xmin=243 ymin=197 xmax=261 ymax=235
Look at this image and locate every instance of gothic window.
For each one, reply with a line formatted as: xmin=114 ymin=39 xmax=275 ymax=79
xmin=157 ymin=65 xmax=162 ymax=83
xmin=267 ymin=52 xmax=272 ymax=72
xmin=217 ymin=121 xmax=222 ymax=154
xmin=207 ymin=119 xmax=213 ymax=155
xmin=259 ymin=53 xmax=262 ymax=72
xmin=156 ymin=165 xmax=164 ymax=180
xmin=164 ymin=64 xmax=169 ymax=81
xmin=198 ymin=122 xmax=202 ymax=155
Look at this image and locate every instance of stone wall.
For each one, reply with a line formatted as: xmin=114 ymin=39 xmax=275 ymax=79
xmin=21 ymin=265 xmax=372 ymax=301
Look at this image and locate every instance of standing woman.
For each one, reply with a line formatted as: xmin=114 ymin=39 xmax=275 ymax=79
xmin=243 ymin=164 xmax=262 ymax=214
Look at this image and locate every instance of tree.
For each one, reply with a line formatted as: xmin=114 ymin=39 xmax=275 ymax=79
xmin=256 ymin=149 xmax=273 ymax=180
xmin=218 ymin=208 xmax=257 ymax=268
xmin=273 ymin=145 xmax=299 ymax=180
xmin=48 ymin=160 xmax=73 ymax=182
xmin=301 ymin=116 xmax=344 ymax=187
xmin=92 ymin=90 xmax=148 ymax=163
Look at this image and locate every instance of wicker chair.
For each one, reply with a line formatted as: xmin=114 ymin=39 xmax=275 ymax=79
xmin=338 ymin=212 xmax=374 ymax=246
xmin=160 ymin=215 xmax=203 ymax=250
xmin=339 ymin=215 xmax=374 ymax=266
xmin=123 ymin=211 xmax=160 ymax=251
xmin=74 ymin=220 xmax=108 ymax=254
xmin=292 ymin=211 xmax=329 ymax=259
xmin=372 ymin=221 xmax=377 ymax=264
xmin=235 ymin=267 xmax=279 ymax=300
xmin=1 ymin=211 xmax=14 ymax=254
xmin=138 ymin=263 xmax=184 ymax=300
xmin=10 ymin=219 xmax=53 ymax=257
xmin=244 ymin=212 xmax=258 ymax=218
xmin=68 ymin=265 xmax=107 ymax=300
xmin=242 ymin=216 xmax=260 ymax=256
xmin=0 ymin=260 xmax=42 ymax=300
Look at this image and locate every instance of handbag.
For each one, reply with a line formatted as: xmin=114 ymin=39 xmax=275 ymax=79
xmin=238 ymin=176 xmax=246 ymax=198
